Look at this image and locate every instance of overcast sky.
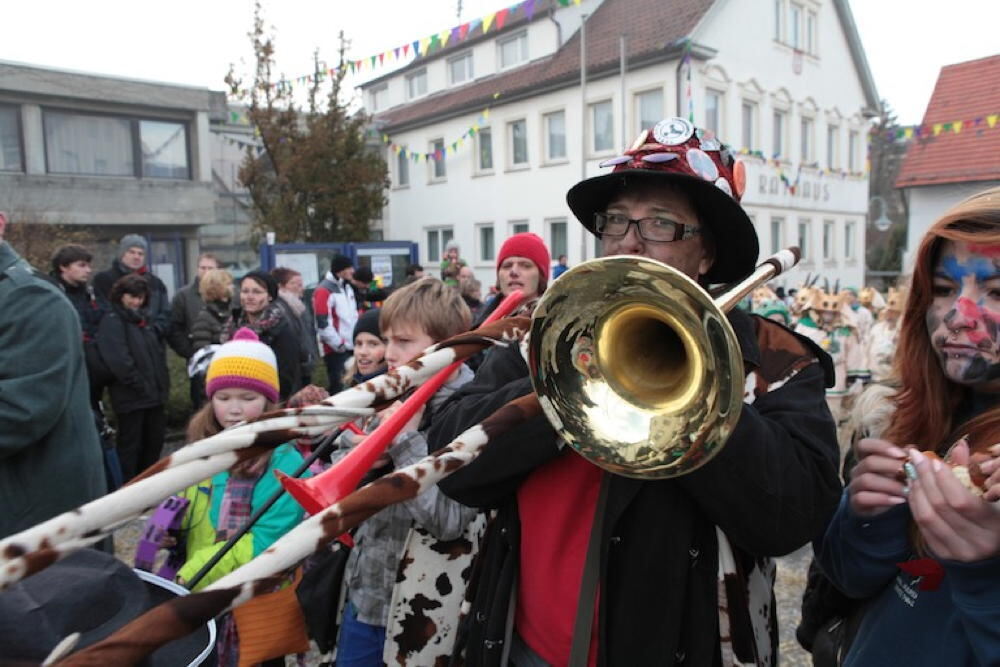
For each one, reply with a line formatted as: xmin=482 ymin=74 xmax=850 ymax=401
xmin=3 ymin=0 xmax=997 ymax=125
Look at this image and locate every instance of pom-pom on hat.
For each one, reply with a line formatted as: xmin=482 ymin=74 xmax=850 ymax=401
xmin=206 ymin=328 xmax=280 ymax=403
xmin=497 ymin=232 xmax=551 ymax=282
xmin=566 ymin=116 xmax=758 ymax=284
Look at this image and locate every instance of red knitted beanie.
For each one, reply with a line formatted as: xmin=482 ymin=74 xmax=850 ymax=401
xmin=497 ymin=232 xmax=551 ymax=281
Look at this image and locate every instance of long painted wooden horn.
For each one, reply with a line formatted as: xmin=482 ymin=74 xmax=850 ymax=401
xmin=279 ymin=289 xmax=525 ymax=514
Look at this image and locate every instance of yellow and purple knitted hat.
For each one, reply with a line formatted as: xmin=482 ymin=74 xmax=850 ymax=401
xmin=205 ymin=328 xmax=279 ymax=403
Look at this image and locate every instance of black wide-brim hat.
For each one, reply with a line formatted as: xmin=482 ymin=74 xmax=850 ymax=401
xmin=566 ymin=117 xmax=759 ymax=285
xmin=0 ymin=549 xmax=215 ymax=665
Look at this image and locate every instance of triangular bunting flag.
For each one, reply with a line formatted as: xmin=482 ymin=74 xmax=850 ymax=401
xmin=378 ymin=52 xmax=385 ymax=65
xmin=558 ymin=0 xmax=570 ymax=6
xmin=904 ymin=127 xmax=914 ymax=139
xmin=496 ymin=8 xmax=510 ymax=29
xmin=370 ymin=55 xmax=377 ymax=68
xmin=525 ymin=0 xmax=537 ymax=20
xmin=483 ymin=12 xmax=496 ymax=32
xmin=394 ymin=47 xmax=401 ymax=59
xmin=439 ymin=29 xmax=450 ymax=46
xmin=988 ymin=115 xmax=998 ymax=128
xmin=953 ymin=121 xmax=963 ymax=133
xmin=459 ymin=22 xmax=470 ymax=40
xmin=412 ymin=40 xmax=420 ymax=56
xmin=933 ymin=123 xmax=943 ymax=136
xmin=421 ymin=36 xmax=432 ymax=54
xmin=451 ymin=26 xmax=461 ymax=44
xmin=469 ymin=18 xmax=483 ymax=33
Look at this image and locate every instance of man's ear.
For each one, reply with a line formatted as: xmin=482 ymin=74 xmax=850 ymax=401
xmin=697 ymin=237 xmax=716 ymax=278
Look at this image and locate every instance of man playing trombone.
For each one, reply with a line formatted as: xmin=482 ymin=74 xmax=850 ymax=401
xmin=430 ymin=117 xmax=842 ymax=667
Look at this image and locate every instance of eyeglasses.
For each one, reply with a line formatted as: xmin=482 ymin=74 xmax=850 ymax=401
xmin=594 ymin=212 xmax=701 ymax=243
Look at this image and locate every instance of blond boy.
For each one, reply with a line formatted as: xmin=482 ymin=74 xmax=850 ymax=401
xmin=335 ymin=279 xmax=481 ymax=667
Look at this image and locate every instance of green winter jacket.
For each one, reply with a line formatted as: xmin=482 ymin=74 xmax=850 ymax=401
xmin=0 ymin=242 xmax=106 ymax=538
xmin=176 ymin=443 xmax=309 ymax=590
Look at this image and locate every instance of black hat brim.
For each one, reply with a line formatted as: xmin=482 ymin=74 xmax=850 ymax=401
xmin=566 ymin=170 xmax=759 ymax=284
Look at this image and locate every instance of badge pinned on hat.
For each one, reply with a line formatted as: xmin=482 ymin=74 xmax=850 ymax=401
xmin=653 ymin=117 xmax=695 ymax=146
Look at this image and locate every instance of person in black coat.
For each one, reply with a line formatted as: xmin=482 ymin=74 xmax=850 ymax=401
xmin=93 ymin=234 xmax=171 ymax=339
xmin=48 ymin=244 xmax=108 ymax=405
xmin=97 ymin=274 xmax=169 ymax=481
xmin=223 ymin=271 xmax=302 ymax=400
xmin=428 ymin=118 xmax=841 ymax=666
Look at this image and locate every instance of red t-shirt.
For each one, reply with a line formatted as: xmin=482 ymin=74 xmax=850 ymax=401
xmin=516 ymin=449 xmax=602 ymax=666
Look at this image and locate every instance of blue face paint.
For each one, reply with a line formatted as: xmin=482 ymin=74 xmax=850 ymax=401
xmin=941 ymin=255 xmax=997 ymax=283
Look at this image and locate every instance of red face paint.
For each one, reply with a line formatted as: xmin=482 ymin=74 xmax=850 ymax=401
xmin=957 ymin=297 xmax=980 ymax=319
xmin=968 ymin=244 xmax=1000 ymax=258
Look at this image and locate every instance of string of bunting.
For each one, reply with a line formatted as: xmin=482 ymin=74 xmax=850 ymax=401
xmin=877 ymin=112 xmax=1000 ymax=142
xmin=369 ymin=93 xmax=502 ymax=163
xmin=264 ymin=0 xmax=583 ymax=93
xmin=734 ymin=148 xmax=868 ymax=195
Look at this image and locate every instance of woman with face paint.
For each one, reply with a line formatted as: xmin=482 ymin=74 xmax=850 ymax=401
xmin=815 ymin=187 xmax=1000 ymax=666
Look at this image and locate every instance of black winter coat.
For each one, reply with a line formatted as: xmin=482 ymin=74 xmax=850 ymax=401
xmin=190 ymin=300 xmax=230 ymax=352
xmin=430 ymin=309 xmax=842 ymax=667
xmin=50 ymin=274 xmax=106 ymax=342
xmin=97 ymin=305 xmax=169 ymax=413
xmin=93 ymin=261 xmax=171 ymax=338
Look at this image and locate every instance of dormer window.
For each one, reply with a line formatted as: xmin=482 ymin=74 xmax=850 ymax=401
xmin=406 ymin=69 xmax=428 ymax=100
xmin=448 ymin=51 xmax=474 ymax=86
xmin=498 ymin=31 xmax=528 ymax=70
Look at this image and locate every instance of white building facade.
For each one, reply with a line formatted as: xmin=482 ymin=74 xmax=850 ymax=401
xmin=364 ymin=0 xmax=879 ymax=290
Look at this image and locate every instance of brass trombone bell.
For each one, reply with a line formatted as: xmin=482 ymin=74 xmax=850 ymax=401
xmin=528 ymin=255 xmax=748 ymax=479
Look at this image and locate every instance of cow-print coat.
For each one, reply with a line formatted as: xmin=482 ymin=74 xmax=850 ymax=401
xmin=430 ymin=309 xmax=841 ymax=666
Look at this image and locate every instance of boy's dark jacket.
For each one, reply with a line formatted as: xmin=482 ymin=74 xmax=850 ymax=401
xmin=429 ymin=309 xmax=842 ymax=667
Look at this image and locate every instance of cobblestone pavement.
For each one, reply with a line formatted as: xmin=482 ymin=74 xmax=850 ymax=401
xmin=775 ymin=545 xmax=813 ymax=666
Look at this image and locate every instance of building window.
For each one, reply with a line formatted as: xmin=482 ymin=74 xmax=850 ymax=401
xmin=848 ymin=129 xmax=859 ymax=171
xmin=396 ymin=149 xmax=409 ymax=187
xmin=741 ymin=101 xmax=756 ymax=150
xmin=773 ymin=110 xmax=786 ymax=159
xmin=478 ymin=224 xmax=495 ymax=261
xmin=770 ymin=217 xmax=784 ymax=255
xmin=140 ymin=120 xmax=189 ymax=179
xmin=369 ymin=84 xmax=388 ymax=112
xmin=406 ymin=69 xmax=428 ymax=99
xmin=549 ymin=219 xmax=568 ymax=259
xmin=591 ymin=100 xmax=614 ymax=153
xmin=705 ymin=90 xmax=722 ymax=134
xmin=544 ymin=110 xmax=567 ymax=161
xmin=790 ymin=4 xmax=802 ymax=49
xmin=826 ymin=125 xmax=839 ymax=169
xmin=774 ymin=0 xmax=783 ymax=40
xmin=806 ymin=11 xmax=817 ymax=54
xmin=498 ymin=31 xmax=528 ymax=69
xmin=509 ymin=119 xmax=528 ymax=166
xmin=427 ymin=229 xmax=441 ymax=262
xmin=430 ymin=138 xmax=446 ymax=180
xmin=798 ymin=219 xmax=811 ymax=261
xmin=635 ymin=89 xmax=663 ymax=134
xmin=45 ymin=111 xmax=133 ymax=176
xmin=845 ymin=221 xmax=856 ymax=260
xmin=510 ymin=220 xmax=529 ymax=235
xmin=823 ymin=219 xmax=835 ymax=261
xmin=448 ymin=51 xmax=474 ymax=86
xmin=0 ymin=105 xmax=23 ymax=172
xmin=800 ymin=117 xmax=813 ymax=163
xmin=44 ymin=111 xmax=189 ymax=178
xmin=477 ymin=127 xmax=494 ymax=171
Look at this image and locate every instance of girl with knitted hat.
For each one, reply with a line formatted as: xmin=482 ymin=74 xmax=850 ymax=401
xmin=164 ymin=328 xmax=310 ymax=665
xmin=473 ymin=232 xmax=551 ymax=328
